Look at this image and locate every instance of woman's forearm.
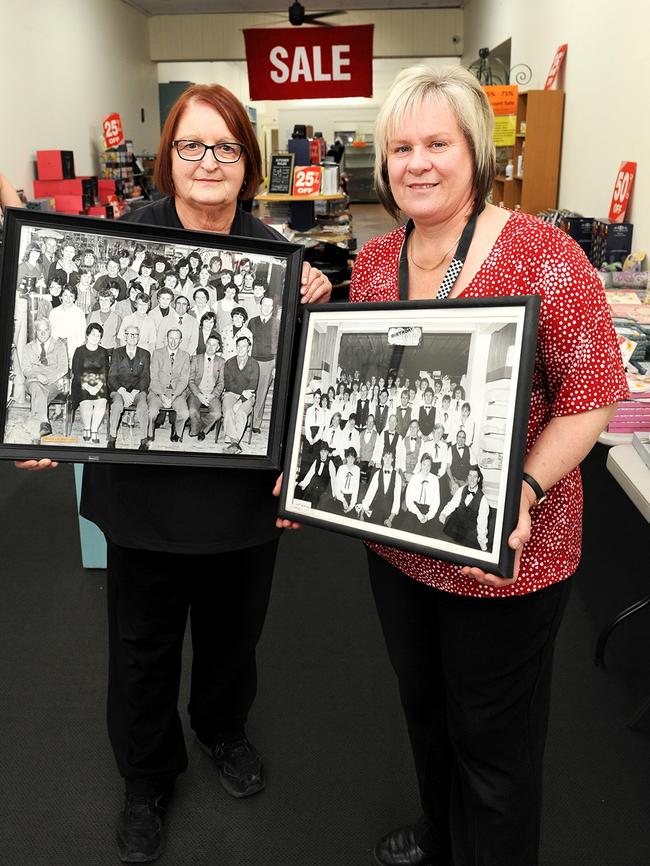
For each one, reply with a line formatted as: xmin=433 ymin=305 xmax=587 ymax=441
xmin=522 ymin=404 xmax=618 ymax=500
xmin=0 ymin=173 xmax=22 ymax=208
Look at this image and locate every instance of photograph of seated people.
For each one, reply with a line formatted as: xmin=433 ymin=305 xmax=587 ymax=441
xmin=15 ymin=82 xmax=331 ymax=866
xmin=5 ymin=213 xmax=296 ymax=456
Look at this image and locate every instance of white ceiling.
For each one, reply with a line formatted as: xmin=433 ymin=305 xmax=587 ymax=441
xmin=123 ymin=0 xmax=465 ymax=15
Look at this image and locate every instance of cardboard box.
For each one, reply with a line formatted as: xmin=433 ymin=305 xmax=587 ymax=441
xmin=34 ymin=177 xmax=97 ymax=208
xmin=36 ymin=149 xmax=75 ymax=180
xmin=54 ymin=193 xmax=84 ymax=214
xmin=560 ymin=216 xmax=594 ymax=258
xmin=590 ymin=219 xmax=633 ymax=267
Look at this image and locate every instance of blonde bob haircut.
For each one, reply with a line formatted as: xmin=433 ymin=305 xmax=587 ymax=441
xmin=374 ymin=65 xmax=496 ymax=221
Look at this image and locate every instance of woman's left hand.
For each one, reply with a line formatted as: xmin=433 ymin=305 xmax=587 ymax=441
xmin=460 ymin=487 xmax=534 ymax=588
xmin=272 ymin=473 xmax=303 ymax=529
xmin=300 ymin=262 xmax=332 ymax=305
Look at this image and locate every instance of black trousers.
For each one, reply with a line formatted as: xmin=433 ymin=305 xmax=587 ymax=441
xmin=367 ymin=549 xmax=572 ymax=866
xmin=106 ymin=538 xmax=278 ymax=796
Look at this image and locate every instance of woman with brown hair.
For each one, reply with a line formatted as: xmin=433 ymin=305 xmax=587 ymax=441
xmin=17 ymin=83 xmax=331 ymax=864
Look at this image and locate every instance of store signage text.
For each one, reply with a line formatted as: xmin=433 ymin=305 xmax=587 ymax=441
xmin=243 ymin=25 xmax=373 ymax=100
xmin=102 ymin=113 xmax=124 ymax=149
xmin=609 ymin=161 xmax=637 ymax=223
xmin=544 ymin=44 xmax=568 ymax=90
xmin=293 ymin=166 xmax=323 ymax=196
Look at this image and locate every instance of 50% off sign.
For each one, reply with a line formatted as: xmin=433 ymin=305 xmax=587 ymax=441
xmin=608 ymin=161 xmax=636 ymax=223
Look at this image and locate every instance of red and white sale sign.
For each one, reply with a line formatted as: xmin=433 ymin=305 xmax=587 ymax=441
xmin=544 ymin=44 xmax=567 ymax=90
xmin=293 ymin=166 xmax=322 ymax=197
xmin=243 ymin=25 xmax=373 ymax=100
xmin=609 ymin=161 xmax=637 ymax=223
xmin=102 ymin=113 xmax=125 ymax=149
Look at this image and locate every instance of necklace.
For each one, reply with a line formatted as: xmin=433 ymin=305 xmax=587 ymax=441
xmin=408 ymin=230 xmax=463 ymax=272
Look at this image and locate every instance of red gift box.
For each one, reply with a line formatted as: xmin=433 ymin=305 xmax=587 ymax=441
xmin=54 ymin=194 xmax=84 ymax=214
xmin=36 ymin=150 xmax=75 ymax=180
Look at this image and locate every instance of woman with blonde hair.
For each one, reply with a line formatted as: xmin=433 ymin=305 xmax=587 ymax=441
xmin=350 ymin=65 xmax=627 ymax=866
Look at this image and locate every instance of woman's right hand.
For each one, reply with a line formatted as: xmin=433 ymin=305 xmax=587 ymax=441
xmin=15 ymin=459 xmax=58 ymax=471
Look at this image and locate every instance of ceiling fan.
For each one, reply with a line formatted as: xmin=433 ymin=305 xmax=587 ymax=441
xmin=288 ymin=1 xmax=345 ymax=27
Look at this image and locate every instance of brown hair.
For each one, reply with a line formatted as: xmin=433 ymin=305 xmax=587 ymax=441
xmin=154 ymin=84 xmax=262 ymax=201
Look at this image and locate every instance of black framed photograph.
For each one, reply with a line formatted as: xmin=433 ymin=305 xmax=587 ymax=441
xmin=279 ymin=298 xmax=540 ymax=577
xmin=0 ymin=208 xmax=303 ymax=469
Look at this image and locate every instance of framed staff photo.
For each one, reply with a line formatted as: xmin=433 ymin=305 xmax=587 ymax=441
xmin=279 ymin=297 xmax=541 ymax=577
xmin=0 ymin=208 xmax=303 ymax=470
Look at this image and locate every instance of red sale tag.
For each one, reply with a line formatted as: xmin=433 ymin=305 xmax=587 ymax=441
xmin=608 ymin=161 xmax=637 ymax=223
xmin=293 ymin=165 xmax=323 ymax=196
xmin=544 ymin=44 xmax=567 ymax=90
xmin=102 ymin=113 xmax=125 ymax=149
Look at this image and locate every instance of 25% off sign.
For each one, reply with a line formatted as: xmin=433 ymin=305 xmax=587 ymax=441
xmin=102 ymin=113 xmax=125 ymax=149
xmin=608 ymin=161 xmax=636 ymax=223
xmin=292 ymin=166 xmax=323 ymax=196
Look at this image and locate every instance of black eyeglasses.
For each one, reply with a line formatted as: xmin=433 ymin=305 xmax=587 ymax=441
xmin=172 ymin=140 xmax=245 ymax=163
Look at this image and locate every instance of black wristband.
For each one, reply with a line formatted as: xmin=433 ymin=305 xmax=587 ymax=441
xmin=522 ymin=472 xmax=547 ymax=505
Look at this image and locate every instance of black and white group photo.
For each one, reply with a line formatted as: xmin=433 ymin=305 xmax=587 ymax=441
xmin=3 ymin=217 xmax=290 ymax=458
xmin=282 ymin=304 xmax=534 ymax=568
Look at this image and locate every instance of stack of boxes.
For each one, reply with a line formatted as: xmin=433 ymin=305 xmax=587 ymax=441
xmin=33 ymin=149 xmax=117 ymax=217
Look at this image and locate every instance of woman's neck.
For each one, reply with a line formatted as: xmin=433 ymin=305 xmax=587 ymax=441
xmin=175 ymin=198 xmax=237 ymax=234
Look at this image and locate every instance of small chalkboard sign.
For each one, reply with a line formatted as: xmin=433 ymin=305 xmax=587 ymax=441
xmin=269 ymin=154 xmax=295 ymax=194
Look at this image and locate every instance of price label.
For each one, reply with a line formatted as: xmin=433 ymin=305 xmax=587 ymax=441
xmin=544 ymin=44 xmax=567 ymax=90
xmin=102 ymin=113 xmax=125 ymax=149
xmin=608 ymin=161 xmax=636 ymax=223
xmin=293 ymin=166 xmax=322 ymax=196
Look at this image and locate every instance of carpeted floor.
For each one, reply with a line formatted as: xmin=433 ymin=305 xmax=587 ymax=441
xmin=0 ymin=458 xmax=648 ymax=866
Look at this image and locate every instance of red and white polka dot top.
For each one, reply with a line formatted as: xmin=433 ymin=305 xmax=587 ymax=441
xmin=349 ymin=211 xmax=628 ymax=597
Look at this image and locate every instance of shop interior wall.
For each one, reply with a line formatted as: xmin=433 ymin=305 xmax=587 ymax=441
xmin=1 ymin=0 xmax=160 ymax=197
xmin=463 ymin=0 xmax=649 ymax=251
xmin=157 ymin=58 xmax=461 ymax=150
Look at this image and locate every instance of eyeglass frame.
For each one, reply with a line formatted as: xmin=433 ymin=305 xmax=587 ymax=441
xmin=171 ymin=139 xmax=245 ymax=164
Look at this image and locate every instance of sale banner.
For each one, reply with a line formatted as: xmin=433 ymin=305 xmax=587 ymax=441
xmin=293 ymin=165 xmax=323 ymax=196
xmin=544 ymin=44 xmax=568 ymax=90
xmin=243 ymin=25 xmax=373 ymax=100
xmin=609 ymin=161 xmax=637 ymax=223
xmin=483 ymin=85 xmax=518 ymax=116
xmin=102 ymin=113 xmax=125 ymax=149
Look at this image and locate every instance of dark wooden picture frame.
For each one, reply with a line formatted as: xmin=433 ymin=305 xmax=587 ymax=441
xmin=278 ymin=298 xmax=540 ymax=577
xmin=0 ymin=208 xmax=303 ymax=470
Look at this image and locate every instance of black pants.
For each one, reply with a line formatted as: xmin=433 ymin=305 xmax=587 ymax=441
xmin=367 ymin=549 xmax=572 ymax=866
xmin=106 ymin=538 xmax=278 ymax=796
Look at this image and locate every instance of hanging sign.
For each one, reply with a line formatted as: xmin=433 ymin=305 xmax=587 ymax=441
xmin=544 ymin=44 xmax=568 ymax=90
xmin=483 ymin=85 xmax=518 ymax=116
xmin=484 ymin=85 xmax=517 ymax=146
xmin=269 ymin=154 xmax=295 ymax=194
xmin=243 ymin=25 xmax=373 ymax=100
xmin=608 ymin=161 xmax=637 ymax=223
xmin=102 ymin=113 xmax=125 ymax=149
xmin=293 ymin=165 xmax=322 ymax=197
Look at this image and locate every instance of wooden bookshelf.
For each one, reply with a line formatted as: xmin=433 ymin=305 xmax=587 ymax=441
xmin=492 ymin=90 xmax=565 ymax=215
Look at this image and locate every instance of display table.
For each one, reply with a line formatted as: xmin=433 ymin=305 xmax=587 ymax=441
xmin=595 ymin=444 xmax=650 ymax=730
xmin=255 ymin=191 xmax=346 ymax=231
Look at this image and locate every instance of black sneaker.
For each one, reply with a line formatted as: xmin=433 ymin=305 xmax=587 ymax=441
xmin=199 ymin=734 xmax=265 ymax=798
xmin=116 ymin=793 xmax=167 ymax=863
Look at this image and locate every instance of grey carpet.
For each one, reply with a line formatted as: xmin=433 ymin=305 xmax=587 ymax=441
xmin=0 ymin=459 xmax=648 ymax=865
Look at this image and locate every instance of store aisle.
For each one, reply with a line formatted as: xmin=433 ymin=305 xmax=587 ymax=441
xmin=0 ymin=461 xmax=648 ymax=866
xmin=350 ymin=203 xmax=397 ymax=248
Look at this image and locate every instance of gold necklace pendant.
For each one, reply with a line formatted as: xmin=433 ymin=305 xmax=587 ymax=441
xmin=408 ymin=230 xmax=463 ymax=272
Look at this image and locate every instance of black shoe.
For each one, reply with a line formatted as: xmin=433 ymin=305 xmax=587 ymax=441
xmin=39 ymin=421 xmax=52 ymax=437
xmin=199 ymin=733 xmax=265 ymax=798
xmin=139 ymin=438 xmax=149 ymax=451
xmin=252 ymin=427 xmax=261 ymax=434
xmin=372 ymin=826 xmax=436 ymax=866
xmin=107 ymin=437 xmax=117 ymax=449
xmin=197 ymin=431 xmax=205 ymax=441
xmin=116 ymin=793 xmax=166 ymax=863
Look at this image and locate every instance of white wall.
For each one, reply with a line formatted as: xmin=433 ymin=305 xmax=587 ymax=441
xmin=158 ymin=57 xmax=461 ymax=148
xmin=0 ymin=0 xmax=160 ymax=196
xmin=463 ymin=0 xmax=650 ymax=250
